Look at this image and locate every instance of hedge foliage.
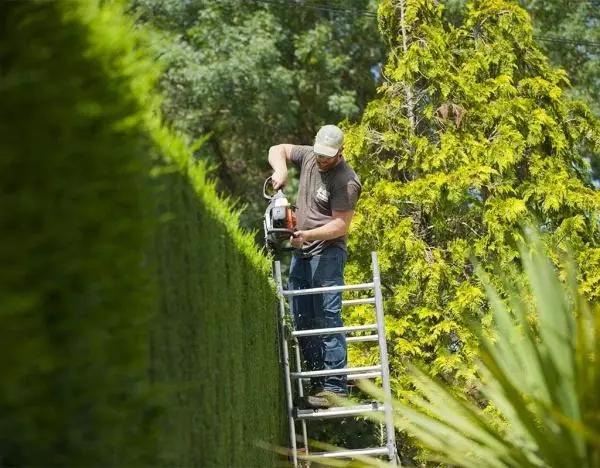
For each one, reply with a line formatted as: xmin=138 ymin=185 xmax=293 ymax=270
xmin=150 ymin=159 xmax=284 ymax=467
xmin=0 ymin=1 xmax=283 ymax=466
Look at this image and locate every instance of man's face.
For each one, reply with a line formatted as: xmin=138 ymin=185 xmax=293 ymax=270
xmin=316 ymin=152 xmax=341 ymax=172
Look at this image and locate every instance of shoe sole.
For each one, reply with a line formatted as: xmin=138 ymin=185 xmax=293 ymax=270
xmin=303 ymin=395 xmax=331 ymax=409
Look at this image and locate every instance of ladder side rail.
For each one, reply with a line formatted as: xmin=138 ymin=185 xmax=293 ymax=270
xmin=293 ymin=343 xmax=309 ymax=457
xmin=289 ymin=293 xmax=310 ymax=458
xmin=282 ymin=282 xmax=374 ymax=297
xmin=372 ymin=251 xmax=399 ymax=467
xmin=274 ymin=261 xmax=299 ymax=468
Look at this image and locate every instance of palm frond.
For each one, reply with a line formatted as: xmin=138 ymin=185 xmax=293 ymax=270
xmin=355 ymin=232 xmax=599 ymax=467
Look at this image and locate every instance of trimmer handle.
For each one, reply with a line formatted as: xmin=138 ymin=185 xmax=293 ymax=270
xmin=264 ymin=176 xmax=286 ymax=200
xmin=263 ymin=177 xmax=274 ymax=200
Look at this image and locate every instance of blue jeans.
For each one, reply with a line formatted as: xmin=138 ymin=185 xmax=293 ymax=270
xmin=289 ymin=246 xmax=347 ymax=394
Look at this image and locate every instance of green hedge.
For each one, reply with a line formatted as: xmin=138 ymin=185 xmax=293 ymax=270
xmin=150 ymin=159 xmax=284 ymax=467
xmin=0 ymin=1 xmax=283 ymax=466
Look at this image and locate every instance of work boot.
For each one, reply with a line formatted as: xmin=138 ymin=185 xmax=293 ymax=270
xmin=303 ymin=390 xmax=347 ymax=409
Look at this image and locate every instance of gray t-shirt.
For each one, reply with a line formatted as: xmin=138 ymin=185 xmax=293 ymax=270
xmin=290 ymin=145 xmax=362 ymax=257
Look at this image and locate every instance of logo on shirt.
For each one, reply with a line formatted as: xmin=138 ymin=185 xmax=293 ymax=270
xmin=316 ymin=185 xmax=329 ymax=203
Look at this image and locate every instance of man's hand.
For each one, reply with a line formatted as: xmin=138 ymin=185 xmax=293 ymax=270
xmin=290 ymin=230 xmax=308 ymax=248
xmin=272 ymin=170 xmax=288 ymax=190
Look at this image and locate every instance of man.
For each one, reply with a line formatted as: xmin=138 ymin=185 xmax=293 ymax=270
xmin=268 ymin=124 xmax=362 ymax=409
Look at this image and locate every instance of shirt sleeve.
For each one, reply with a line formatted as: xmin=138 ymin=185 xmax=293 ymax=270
xmin=290 ymin=145 xmax=313 ymax=169
xmin=331 ymin=178 xmax=362 ymax=212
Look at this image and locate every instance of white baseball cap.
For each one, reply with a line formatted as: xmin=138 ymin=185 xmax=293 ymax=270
xmin=313 ymin=125 xmax=344 ymax=157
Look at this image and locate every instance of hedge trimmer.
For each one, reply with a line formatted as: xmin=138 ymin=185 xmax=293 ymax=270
xmin=263 ymin=177 xmax=296 ymax=254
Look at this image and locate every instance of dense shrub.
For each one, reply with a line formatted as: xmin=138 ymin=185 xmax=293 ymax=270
xmin=0 ymin=1 xmax=283 ymax=466
xmin=0 ymin=1 xmax=159 ymax=464
xmin=150 ymin=159 xmax=284 ymax=467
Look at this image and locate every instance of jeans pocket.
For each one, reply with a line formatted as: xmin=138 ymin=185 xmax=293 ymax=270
xmin=313 ymin=249 xmax=345 ymax=286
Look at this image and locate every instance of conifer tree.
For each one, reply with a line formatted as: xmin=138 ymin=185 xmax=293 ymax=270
xmin=343 ymin=0 xmax=600 ymax=440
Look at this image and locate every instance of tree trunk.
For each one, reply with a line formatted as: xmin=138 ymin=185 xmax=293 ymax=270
xmin=398 ymin=0 xmax=417 ymax=130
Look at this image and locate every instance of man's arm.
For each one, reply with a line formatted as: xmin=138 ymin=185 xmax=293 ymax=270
xmin=291 ymin=210 xmax=354 ymax=247
xmin=268 ymin=144 xmax=294 ymax=189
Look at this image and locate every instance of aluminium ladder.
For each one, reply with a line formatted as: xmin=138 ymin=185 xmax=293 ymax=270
xmin=273 ymin=251 xmax=398 ymax=467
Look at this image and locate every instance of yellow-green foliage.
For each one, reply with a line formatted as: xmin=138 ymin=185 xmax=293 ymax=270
xmin=344 ymin=0 xmax=600 ymax=461
xmin=360 ymin=236 xmax=600 ymax=468
xmin=0 ymin=1 xmax=282 ymax=466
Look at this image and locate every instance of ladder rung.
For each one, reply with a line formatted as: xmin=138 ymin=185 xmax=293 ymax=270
xmin=282 ymin=282 xmax=374 ymax=297
xmin=342 ymin=297 xmax=376 ymax=306
xmin=295 ymin=403 xmax=385 ymax=420
xmin=301 ymin=446 xmax=390 ymax=460
xmin=347 ymin=334 xmax=378 ymax=343
xmin=347 ymin=371 xmax=382 ymax=380
xmin=292 ymin=324 xmax=377 ymax=338
xmin=291 ymin=365 xmax=382 ymax=379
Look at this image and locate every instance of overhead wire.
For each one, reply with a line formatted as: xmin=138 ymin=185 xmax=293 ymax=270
xmin=247 ymin=0 xmax=600 ymax=49
xmin=537 ymin=36 xmax=600 ymax=48
xmin=246 ymin=0 xmax=376 ymax=17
